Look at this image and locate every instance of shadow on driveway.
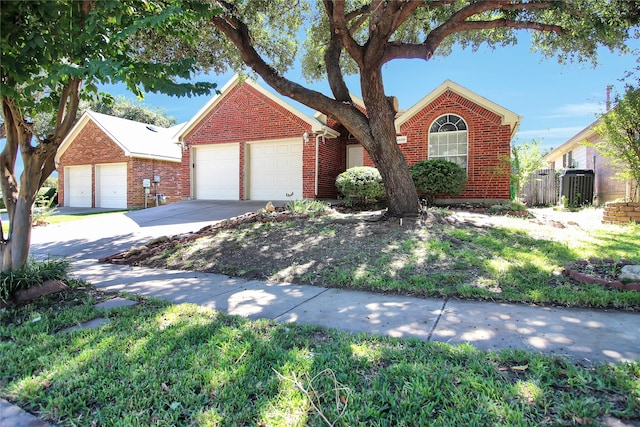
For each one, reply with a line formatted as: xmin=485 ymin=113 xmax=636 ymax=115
xmin=123 ymin=200 xmax=271 ymax=228
xmin=31 ymin=200 xmax=273 ymax=261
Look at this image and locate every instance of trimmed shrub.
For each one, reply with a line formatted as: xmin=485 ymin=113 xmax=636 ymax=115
xmin=335 ymin=166 xmax=386 ymax=207
xmin=409 ymin=159 xmax=467 ymax=204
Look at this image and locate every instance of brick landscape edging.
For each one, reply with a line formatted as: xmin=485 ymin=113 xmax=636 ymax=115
xmin=564 ymin=259 xmax=640 ymax=292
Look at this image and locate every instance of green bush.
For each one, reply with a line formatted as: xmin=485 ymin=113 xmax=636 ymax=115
xmin=335 ymin=166 xmax=386 ymax=207
xmin=0 ymin=257 xmax=70 ymax=303
xmin=37 ymin=187 xmax=58 ymax=207
xmin=488 ymin=200 xmax=528 ymax=214
xmin=409 ymin=159 xmax=467 ymax=204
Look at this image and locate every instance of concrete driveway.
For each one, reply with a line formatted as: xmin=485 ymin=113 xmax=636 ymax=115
xmin=30 ymin=200 xmax=270 ymax=261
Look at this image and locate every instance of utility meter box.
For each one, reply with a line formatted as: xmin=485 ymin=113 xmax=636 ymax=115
xmin=142 ymin=179 xmax=151 ymax=188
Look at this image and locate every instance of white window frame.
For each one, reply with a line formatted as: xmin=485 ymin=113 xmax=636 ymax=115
xmin=428 ymin=114 xmax=468 ymax=171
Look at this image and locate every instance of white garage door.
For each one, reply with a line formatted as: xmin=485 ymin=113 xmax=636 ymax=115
xmin=96 ymin=163 xmax=127 ymax=208
xmin=249 ymin=139 xmax=303 ymax=200
xmin=193 ymin=144 xmax=240 ymax=200
xmin=66 ymin=165 xmax=92 ymax=208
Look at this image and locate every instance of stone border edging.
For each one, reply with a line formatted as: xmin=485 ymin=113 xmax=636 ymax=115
xmin=564 ymin=258 xmax=640 ymax=291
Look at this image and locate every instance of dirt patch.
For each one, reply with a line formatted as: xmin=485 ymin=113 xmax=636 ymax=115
xmin=100 ymin=206 xmax=613 ymax=299
xmin=104 ymin=208 xmax=470 ymax=288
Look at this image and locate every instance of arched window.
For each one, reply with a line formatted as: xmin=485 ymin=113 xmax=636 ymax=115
xmin=428 ymin=114 xmax=468 ymax=171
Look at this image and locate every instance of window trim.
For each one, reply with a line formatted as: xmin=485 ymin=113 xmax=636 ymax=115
xmin=428 ymin=114 xmax=469 ymax=171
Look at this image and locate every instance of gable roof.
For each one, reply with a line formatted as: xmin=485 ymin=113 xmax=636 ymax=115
xmin=175 ymin=74 xmax=339 ymax=142
xmin=394 ymin=80 xmax=521 ymax=137
xmin=56 ymin=111 xmax=184 ymax=164
xmin=542 ymin=116 xmax=602 ymax=163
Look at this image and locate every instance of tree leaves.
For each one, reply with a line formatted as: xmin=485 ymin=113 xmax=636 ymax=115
xmin=0 ymin=0 xmax=219 ymax=120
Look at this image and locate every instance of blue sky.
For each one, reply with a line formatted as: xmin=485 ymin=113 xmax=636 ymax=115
xmin=128 ymin=35 xmax=639 ymax=153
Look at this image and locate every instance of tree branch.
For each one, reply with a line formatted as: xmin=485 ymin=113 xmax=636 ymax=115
xmin=326 ymin=1 xmax=365 ymax=67
xmin=212 ymin=1 xmax=366 ymax=125
xmin=0 ymin=97 xmax=27 ymax=222
xmin=383 ymin=0 xmax=564 ymax=63
xmin=53 ymin=78 xmax=82 ymax=143
xmin=324 ymin=3 xmax=352 ymax=103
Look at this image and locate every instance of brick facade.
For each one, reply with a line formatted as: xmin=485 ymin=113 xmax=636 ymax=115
xmin=349 ymin=90 xmax=512 ymax=202
xmin=57 ymin=120 xmax=182 ymax=208
xmin=397 ymin=90 xmax=512 ymax=201
xmin=183 ymin=83 xmax=322 ymax=200
xmin=179 ymin=78 xmax=517 ymax=204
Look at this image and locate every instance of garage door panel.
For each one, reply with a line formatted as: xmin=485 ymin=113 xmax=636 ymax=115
xmin=97 ymin=164 xmax=127 ymax=208
xmin=67 ymin=165 xmax=92 ymax=207
xmin=194 ymin=144 xmax=239 ymax=200
xmin=249 ymin=140 xmax=303 ymax=200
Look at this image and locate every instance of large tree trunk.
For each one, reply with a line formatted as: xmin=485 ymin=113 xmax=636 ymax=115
xmin=358 ymin=66 xmax=419 ymax=216
xmin=3 ymin=197 xmax=36 ymax=272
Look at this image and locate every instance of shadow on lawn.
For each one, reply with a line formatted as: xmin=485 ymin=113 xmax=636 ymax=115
xmin=5 ymin=298 xmax=636 ymax=426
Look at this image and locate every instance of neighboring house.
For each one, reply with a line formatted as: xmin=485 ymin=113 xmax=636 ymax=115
xmin=175 ymin=75 xmax=521 ymax=204
xmin=55 ymin=111 xmax=185 ymax=208
xmin=543 ymin=117 xmax=630 ymax=205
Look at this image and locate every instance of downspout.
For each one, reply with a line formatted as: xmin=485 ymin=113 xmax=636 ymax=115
xmin=314 ymin=133 xmax=328 ymax=198
xmin=315 ymin=134 xmax=321 ymax=197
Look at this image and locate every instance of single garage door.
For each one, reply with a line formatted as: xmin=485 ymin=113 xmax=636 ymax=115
xmin=96 ymin=163 xmax=127 ymax=208
xmin=66 ymin=165 xmax=92 ymax=207
xmin=248 ymin=139 xmax=303 ymax=200
xmin=193 ymin=144 xmax=240 ymax=200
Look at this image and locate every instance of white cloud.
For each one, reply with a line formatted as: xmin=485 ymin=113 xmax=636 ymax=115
xmin=542 ymin=102 xmax=604 ymax=119
xmin=514 ymin=126 xmax=587 ymax=149
xmin=516 ymin=126 xmax=585 ymax=139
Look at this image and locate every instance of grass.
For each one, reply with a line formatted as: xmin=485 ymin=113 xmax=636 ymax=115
xmin=149 ymin=212 xmax=640 ymax=310
xmin=0 ymin=257 xmax=71 ymax=303
xmin=1 ymin=289 xmax=639 ymax=426
xmin=2 ymin=209 xmax=132 ymax=234
xmin=44 ymin=209 xmax=132 ymax=225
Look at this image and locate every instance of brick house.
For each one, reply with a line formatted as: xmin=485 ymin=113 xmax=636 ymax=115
xmin=55 ymin=111 xmax=184 ymax=208
xmin=175 ymin=75 xmax=339 ymax=201
xmin=175 ymin=76 xmax=521 ymax=203
xmin=542 ymin=117 xmax=635 ymax=205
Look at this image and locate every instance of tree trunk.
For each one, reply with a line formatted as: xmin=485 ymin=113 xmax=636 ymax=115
xmin=1 ymin=197 xmax=35 ymax=272
xmin=358 ymin=67 xmax=419 ymax=217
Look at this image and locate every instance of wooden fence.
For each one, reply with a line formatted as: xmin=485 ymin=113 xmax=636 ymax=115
xmin=517 ymin=169 xmax=559 ymax=206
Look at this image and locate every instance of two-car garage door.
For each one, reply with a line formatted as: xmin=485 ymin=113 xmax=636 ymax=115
xmin=65 ymin=163 xmax=127 ymax=208
xmin=192 ymin=139 xmax=302 ymax=201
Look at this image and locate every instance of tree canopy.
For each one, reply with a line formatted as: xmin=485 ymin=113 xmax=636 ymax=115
xmin=0 ymin=0 xmax=219 ymax=271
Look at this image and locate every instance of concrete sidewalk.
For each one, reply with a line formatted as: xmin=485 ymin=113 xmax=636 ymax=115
xmin=72 ymin=259 xmax=640 ymax=364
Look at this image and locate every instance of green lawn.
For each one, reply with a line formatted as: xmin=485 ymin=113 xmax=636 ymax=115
xmin=1 ymin=209 xmax=132 ymax=234
xmin=1 ymin=288 xmax=638 ymax=426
